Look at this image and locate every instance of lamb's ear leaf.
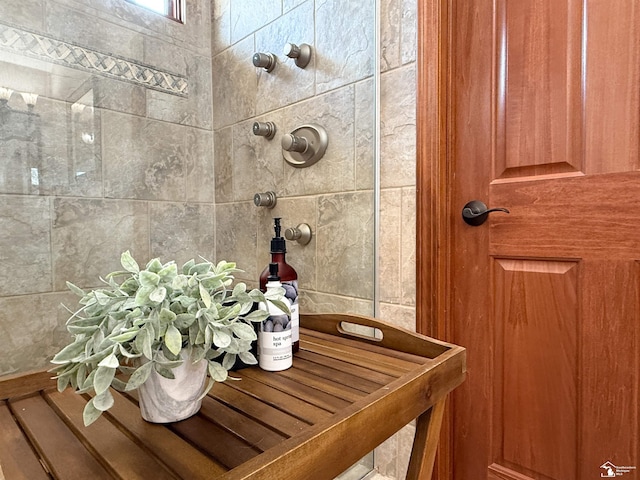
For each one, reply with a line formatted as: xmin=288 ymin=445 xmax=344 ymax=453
xmin=83 ymin=398 xmax=102 ymax=426
xmin=125 ymin=361 xmax=154 ymax=391
xmin=93 ymin=390 xmax=114 ymax=411
xmin=120 ymin=250 xmax=140 ymax=274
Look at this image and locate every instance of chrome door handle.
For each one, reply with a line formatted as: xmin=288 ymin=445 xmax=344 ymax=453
xmin=462 ymin=200 xmax=509 ymax=226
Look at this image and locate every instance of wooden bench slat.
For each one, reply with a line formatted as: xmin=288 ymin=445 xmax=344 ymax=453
xmin=239 ymin=368 xmax=353 ymax=412
xmin=286 ymin=357 xmax=381 ymax=395
xmin=273 ymin=366 xmax=369 ymax=402
xmin=10 ymin=394 xmax=113 ymax=480
xmin=46 ymin=389 xmax=179 ymax=480
xmin=0 ymin=402 xmax=49 ymax=480
xmin=295 ymin=349 xmax=397 ymax=385
xmin=97 ymin=390 xmax=228 ymax=479
xmin=209 ymin=383 xmax=307 ymax=437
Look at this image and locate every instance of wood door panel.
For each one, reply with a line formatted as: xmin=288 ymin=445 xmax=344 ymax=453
xmin=495 ymin=0 xmax=584 ymax=179
xmin=489 ymin=172 xmax=640 ymax=259
xmin=494 ymin=259 xmax=578 ymax=480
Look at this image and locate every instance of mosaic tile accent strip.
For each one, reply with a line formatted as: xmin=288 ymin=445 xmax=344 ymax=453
xmin=0 ymin=22 xmax=188 ymax=97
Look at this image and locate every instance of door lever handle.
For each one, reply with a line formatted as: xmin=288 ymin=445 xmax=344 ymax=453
xmin=462 ymin=200 xmax=510 ymax=226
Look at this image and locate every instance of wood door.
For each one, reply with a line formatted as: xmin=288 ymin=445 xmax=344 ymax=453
xmin=417 ymin=1 xmax=640 ymax=479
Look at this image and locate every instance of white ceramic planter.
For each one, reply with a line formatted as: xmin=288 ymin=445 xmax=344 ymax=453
xmin=138 ymin=353 xmax=208 ymax=423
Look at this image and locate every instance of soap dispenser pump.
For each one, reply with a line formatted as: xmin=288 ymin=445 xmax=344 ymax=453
xmin=260 ymin=218 xmax=299 ymax=353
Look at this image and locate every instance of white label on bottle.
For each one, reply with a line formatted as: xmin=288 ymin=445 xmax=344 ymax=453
xmin=258 ymin=330 xmax=292 ymax=370
xmin=282 ymin=280 xmax=299 ymax=343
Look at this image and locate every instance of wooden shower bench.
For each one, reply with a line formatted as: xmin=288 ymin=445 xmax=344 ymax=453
xmin=0 ymin=313 xmax=465 ymax=480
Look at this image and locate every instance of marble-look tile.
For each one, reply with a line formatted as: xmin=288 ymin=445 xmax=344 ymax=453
xmin=92 ymin=76 xmax=146 ymax=116
xmin=300 ymin=291 xmax=374 ymax=317
xmin=103 ymin=111 xmax=186 ymax=201
xmin=215 ymin=202 xmax=258 ymax=283
xmin=0 ymin=196 xmax=51 ymax=296
xmin=402 ymin=0 xmax=418 ymax=65
xmin=147 ymin=53 xmax=213 ymax=130
xmin=256 ymin=196 xmax=317 ymax=291
xmin=211 ymin=0 xmax=231 ymax=55
xmin=51 ymin=198 xmax=149 ymax=290
xmin=150 ymin=202 xmax=215 ymax=267
xmin=396 ymin=422 xmax=416 ymax=479
xmin=380 ymin=0 xmax=402 ymax=71
xmin=317 ymin=192 xmax=374 ymax=299
xmin=280 ymin=86 xmax=356 ymax=196
xmin=380 ymin=64 xmax=416 ymax=188
xmin=378 ymin=303 xmax=416 ymax=332
xmin=231 ymin=111 xmax=285 ymax=202
xmin=2 ymin=0 xmax=44 ymax=31
xmin=355 ymin=79 xmax=375 ymax=190
xmin=165 ymin=0 xmax=211 ymax=54
xmin=214 ymin=127 xmax=234 ymax=203
xmin=0 ymin=291 xmax=76 ymax=376
xmin=212 ymin=37 xmax=257 ymax=129
xmin=284 ymin=0 xmax=308 ymax=12
xmin=315 ymin=0 xmax=375 ymax=93
xmin=185 ymin=128 xmax=214 ymax=204
xmin=374 ymin=432 xmax=399 ymax=478
xmin=230 ymin=0 xmax=281 ymax=43
xmin=255 ymin=2 xmax=315 ymax=115
xmin=401 ymin=187 xmax=416 ymax=306
xmin=45 ymin=3 xmax=144 ymax=61
xmin=379 ymin=188 xmax=402 ymax=304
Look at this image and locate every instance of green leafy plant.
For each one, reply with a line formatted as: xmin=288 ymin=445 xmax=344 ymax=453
xmin=51 ymin=251 xmax=287 ymax=426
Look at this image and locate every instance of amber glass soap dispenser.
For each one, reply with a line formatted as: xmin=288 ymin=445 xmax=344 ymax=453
xmin=260 ymin=218 xmax=299 ymax=353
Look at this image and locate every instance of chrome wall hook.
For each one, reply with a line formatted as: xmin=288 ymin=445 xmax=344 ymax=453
xmin=284 ymin=43 xmax=312 ymax=69
xmin=252 ymin=52 xmax=276 ymax=72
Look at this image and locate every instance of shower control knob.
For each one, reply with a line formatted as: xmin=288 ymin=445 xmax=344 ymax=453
xmin=252 ymin=52 xmax=276 ymax=72
xmin=281 ymin=133 xmax=309 ymax=153
xmin=283 ymin=43 xmax=312 ymax=69
xmin=285 ymin=223 xmax=312 ymax=246
xmin=253 ymin=121 xmax=276 ymax=139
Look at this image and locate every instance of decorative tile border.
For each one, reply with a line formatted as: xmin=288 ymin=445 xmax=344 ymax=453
xmin=0 ymin=22 xmax=188 ymax=97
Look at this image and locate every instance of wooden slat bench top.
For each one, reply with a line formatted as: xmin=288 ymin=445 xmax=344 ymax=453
xmin=0 ymin=313 xmax=465 ymax=480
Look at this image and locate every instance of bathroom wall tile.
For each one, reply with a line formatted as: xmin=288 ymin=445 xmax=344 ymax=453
xmin=379 ymin=188 xmax=402 ymax=304
xmin=45 ymin=3 xmax=144 ymax=61
xmin=215 ymin=201 xmax=258 ymax=283
xmin=165 ymin=0 xmax=211 ymax=54
xmin=256 ymin=196 xmax=317 ymax=291
xmin=355 ymin=78 xmax=375 ymax=190
xmin=396 ymin=423 xmax=416 ymax=479
xmin=147 ymin=52 xmax=213 ymax=130
xmin=212 ymin=0 xmax=231 ymax=55
xmin=231 ymin=111 xmax=285 ymax=202
xmin=103 ymin=111 xmax=186 ymax=201
xmin=0 ymin=291 xmax=76 ymax=376
xmin=51 ymin=197 xmax=149 ymax=290
xmin=92 ymin=76 xmax=147 ymax=116
xmin=401 ymin=187 xmax=416 ymax=306
xmin=280 ymin=86 xmax=356 ymax=196
xmin=315 ymin=0 xmax=375 ymax=93
xmin=214 ymin=127 xmax=234 ymax=203
xmin=380 ymin=64 xmax=416 ymax=188
xmin=255 ymin=1 xmax=315 ymax=115
xmin=0 ymin=196 xmax=51 ymax=296
xmin=378 ymin=303 xmax=416 ymax=332
xmin=374 ymin=433 xmax=399 ymax=478
xmin=150 ymin=202 xmax=215 ymax=266
xmin=2 ymin=0 xmax=45 ymax=31
xmin=284 ymin=0 xmax=308 ymax=13
xmin=185 ymin=128 xmax=214 ymax=204
xmin=300 ymin=291 xmax=374 ymax=317
xmin=317 ymin=192 xmax=374 ymax=299
xmin=380 ymin=0 xmax=402 ymax=71
xmin=212 ymin=36 xmax=257 ymax=129
xmin=230 ymin=0 xmax=281 ymax=43
xmin=402 ymin=0 xmax=418 ymax=65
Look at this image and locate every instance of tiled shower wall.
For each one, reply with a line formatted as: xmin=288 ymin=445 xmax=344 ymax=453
xmin=0 ymin=0 xmax=215 ymax=375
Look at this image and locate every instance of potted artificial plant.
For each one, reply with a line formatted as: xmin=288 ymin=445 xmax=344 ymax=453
xmin=50 ymin=251 xmax=286 ymax=426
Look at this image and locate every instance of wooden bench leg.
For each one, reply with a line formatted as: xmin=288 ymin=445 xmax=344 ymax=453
xmin=405 ymin=399 xmax=446 ymax=480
